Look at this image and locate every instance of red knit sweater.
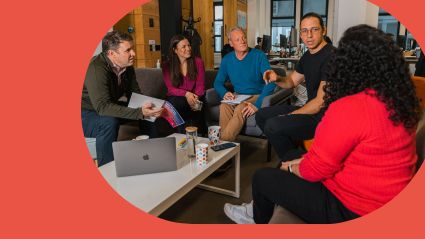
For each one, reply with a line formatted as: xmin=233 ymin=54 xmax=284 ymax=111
xmin=299 ymin=90 xmax=417 ymax=216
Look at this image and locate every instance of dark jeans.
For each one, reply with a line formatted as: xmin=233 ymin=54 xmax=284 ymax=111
xmin=81 ymin=110 xmax=157 ymax=167
xmin=252 ymin=150 xmax=359 ymax=224
xmin=167 ymin=96 xmax=206 ymax=135
xmin=255 ymin=104 xmax=321 ymax=160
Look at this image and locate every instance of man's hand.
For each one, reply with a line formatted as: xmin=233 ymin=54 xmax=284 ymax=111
xmin=223 ymin=92 xmax=235 ymax=101
xmin=141 ymin=102 xmax=163 ymax=118
xmin=241 ymin=102 xmax=258 ymax=118
xmin=263 ymin=70 xmax=278 ymax=84
xmin=185 ymin=91 xmax=199 ymax=107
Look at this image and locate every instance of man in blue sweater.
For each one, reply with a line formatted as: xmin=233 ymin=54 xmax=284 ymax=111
xmin=214 ymin=27 xmax=276 ymax=141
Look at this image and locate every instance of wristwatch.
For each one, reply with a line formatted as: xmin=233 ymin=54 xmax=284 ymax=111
xmin=288 ymin=163 xmax=293 ymax=174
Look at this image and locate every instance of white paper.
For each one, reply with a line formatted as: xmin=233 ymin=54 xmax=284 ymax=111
xmin=128 ymin=93 xmax=165 ymax=122
xmin=221 ymin=94 xmax=252 ymax=105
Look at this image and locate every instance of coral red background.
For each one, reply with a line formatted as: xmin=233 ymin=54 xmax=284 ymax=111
xmin=1 ymin=0 xmax=424 ymax=238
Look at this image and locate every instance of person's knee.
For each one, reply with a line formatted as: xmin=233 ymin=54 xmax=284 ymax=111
xmin=253 ymin=168 xmax=276 ymax=191
xmin=219 ymin=103 xmax=229 ymax=111
xmin=233 ymin=104 xmax=246 ymax=117
xmin=255 ymin=109 xmax=267 ymax=127
xmin=253 ymin=168 xmax=270 ymax=182
xmin=264 ymin=121 xmax=278 ymax=137
xmin=98 ymin=116 xmax=120 ymax=134
xmin=264 ymin=117 xmax=289 ymax=136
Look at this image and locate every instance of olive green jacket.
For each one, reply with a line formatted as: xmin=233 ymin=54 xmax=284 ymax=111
xmin=81 ymin=53 xmax=141 ymax=120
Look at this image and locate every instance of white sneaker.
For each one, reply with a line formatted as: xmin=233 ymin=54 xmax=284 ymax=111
xmin=223 ymin=201 xmax=255 ymax=224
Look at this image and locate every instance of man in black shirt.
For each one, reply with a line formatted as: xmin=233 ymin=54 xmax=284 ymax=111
xmin=257 ymin=12 xmax=335 ymax=160
xmin=223 ymin=13 xmax=336 ymax=224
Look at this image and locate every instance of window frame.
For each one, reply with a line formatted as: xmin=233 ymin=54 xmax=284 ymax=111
xmin=270 ymin=0 xmax=297 ymax=50
xmin=213 ymin=1 xmax=224 ymax=53
xmin=377 ymin=9 xmax=401 ymax=37
xmin=300 ymin=0 xmax=329 ymax=28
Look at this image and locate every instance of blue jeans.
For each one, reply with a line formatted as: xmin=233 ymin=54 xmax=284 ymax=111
xmin=81 ymin=110 xmax=120 ymax=167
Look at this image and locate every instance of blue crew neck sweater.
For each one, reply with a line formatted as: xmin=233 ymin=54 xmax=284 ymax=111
xmin=214 ymin=48 xmax=276 ymax=108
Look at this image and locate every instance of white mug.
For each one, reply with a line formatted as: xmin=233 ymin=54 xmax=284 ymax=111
xmin=195 ymin=143 xmax=209 ymax=167
xmin=134 ymin=135 xmax=149 ymax=140
xmin=208 ymin=126 xmax=221 ymax=146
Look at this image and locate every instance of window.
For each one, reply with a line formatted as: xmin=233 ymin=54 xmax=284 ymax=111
xmin=301 ymin=0 xmax=328 ymax=27
xmin=377 ymin=8 xmax=400 ymax=42
xmin=404 ymin=30 xmax=417 ymax=50
xmin=271 ymin=0 xmax=296 ymax=51
xmin=213 ymin=2 xmax=224 ymax=53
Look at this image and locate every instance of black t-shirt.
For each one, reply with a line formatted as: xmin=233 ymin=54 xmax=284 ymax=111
xmin=295 ymin=43 xmax=335 ymax=102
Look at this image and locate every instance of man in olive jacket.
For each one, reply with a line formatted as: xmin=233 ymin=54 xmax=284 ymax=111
xmin=82 ymin=31 xmax=163 ymax=166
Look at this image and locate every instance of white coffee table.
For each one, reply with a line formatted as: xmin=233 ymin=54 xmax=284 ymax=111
xmin=98 ymin=133 xmax=240 ymax=216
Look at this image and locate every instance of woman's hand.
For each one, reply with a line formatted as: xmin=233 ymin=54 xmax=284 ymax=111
xmin=185 ymin=91 xmax=199 ymax=107
xmin=280 ymin=158 xmax=303 ymax=170
xmin=280 ymin=158 xmax=304 ymax=178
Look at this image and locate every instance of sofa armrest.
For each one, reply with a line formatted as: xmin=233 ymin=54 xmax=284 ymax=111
xmin=261 ymin=87 xmax=293 ymax=108
xmin=205 ymin=88 xmax=221 ymax=107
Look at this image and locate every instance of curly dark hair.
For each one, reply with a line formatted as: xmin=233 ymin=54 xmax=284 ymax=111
xmin=324 ymin=24 xmax=422 ymax=130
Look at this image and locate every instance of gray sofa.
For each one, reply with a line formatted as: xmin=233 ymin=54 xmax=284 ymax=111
xmin=118 ymin=66 xmax=293 ymax=162
xmin=204 ymin=67 xmax=293 ymax=161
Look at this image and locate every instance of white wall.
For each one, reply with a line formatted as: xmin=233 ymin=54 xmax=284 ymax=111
xmin=332 ymin=0 xmax=379 ymax=45
xmin=93 ymin=41 xmax=103 ymax=56
xmin=365 ymin=1 xmax=379 ymax=27
xmin=247 ymin=0 xmax=271 ymax=48
xmin=93 ymin=28 xmax=113 ymax=56
xmin=326 ymin=0 xmax=335 ymax=39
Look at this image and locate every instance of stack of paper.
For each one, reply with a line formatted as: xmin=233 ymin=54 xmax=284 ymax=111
xmin=221 ymin=94 xmax=252 ymax=105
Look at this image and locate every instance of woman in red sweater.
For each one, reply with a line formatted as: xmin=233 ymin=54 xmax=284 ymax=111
xmin=226 ymin=25 xmax=422 ymax=224
xmin=162 ymin=34 xmax=206 ymax=133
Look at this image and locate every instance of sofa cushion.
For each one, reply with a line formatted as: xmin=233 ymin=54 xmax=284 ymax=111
xmin=134 ymin=68 xmax=218 ymax=99
xmin=134 ymin=68 xmax=167 ymax=99
xmin=205 ymin=70 xmax=218 ymax=90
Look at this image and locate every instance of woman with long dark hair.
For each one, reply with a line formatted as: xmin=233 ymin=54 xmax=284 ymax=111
xmin=162 ymin=34 xmax=206 ymax=133
xmin=225 ymin=25 xmax=422 ymax=224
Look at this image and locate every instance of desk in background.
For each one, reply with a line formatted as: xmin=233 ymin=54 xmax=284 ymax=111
xmin=268 ymin=56 xmax=300 ymax=65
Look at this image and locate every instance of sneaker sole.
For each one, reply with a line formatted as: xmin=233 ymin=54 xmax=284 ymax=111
xmin=223 ymin=204 xmax=240 ymax=224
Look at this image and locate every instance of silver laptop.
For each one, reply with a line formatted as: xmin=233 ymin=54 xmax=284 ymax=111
xmin=112 ymin=137 xmax=177 ymax=177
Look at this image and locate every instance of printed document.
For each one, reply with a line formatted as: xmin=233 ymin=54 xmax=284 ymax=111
xmin=221 ymin=94 xmax=252 ymax=105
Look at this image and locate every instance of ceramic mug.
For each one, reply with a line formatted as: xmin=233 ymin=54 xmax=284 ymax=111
xmin=208 ymin=126 xmax=221 ymax=146
xmin=195 ymin=143 xmax=209 ymax=167
xmin=134 ymin=135 xmax=149 ymax=140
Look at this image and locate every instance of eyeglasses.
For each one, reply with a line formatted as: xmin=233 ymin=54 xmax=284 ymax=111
xmin=300 ymin=27 xmax=321 ymax=36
